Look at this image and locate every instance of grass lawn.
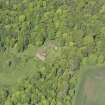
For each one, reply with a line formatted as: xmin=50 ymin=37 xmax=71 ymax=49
xmin=75 ymin=66 xmax=105 ymax=105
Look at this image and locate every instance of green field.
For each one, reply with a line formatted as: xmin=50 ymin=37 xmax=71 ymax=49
xmin=75 ymin=66 xmax=105 ymax=105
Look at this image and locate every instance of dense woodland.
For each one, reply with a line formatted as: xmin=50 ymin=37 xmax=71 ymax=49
xmin=0 ymin=0 xmax=105 ymax=105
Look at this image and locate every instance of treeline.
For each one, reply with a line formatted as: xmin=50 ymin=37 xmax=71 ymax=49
xmin=0 ymin=0 xmax=104 ymax=53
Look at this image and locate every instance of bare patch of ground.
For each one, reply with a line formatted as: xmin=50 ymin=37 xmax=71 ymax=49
xmin=84 ymin=78 xmax=96 ymax=102
xmin=36 ymin=48 xmax=47 ymax=61
xmin=95 ymin=71 xmax=105 ymax=80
